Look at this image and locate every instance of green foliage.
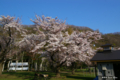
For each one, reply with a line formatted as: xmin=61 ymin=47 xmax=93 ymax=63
xmin=67 ymin=27 xmax=73 ymax=35
xmin=67 ymin=25 xmax=93 ymax=32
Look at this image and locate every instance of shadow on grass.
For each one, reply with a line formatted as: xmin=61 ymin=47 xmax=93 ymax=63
xmin=3 ymin=71 xmax=53 ymax=80
xmin=3 ymin=71 xmax=34 ymax=80
xmin=2 ymin=71 xmax=95 ymax=80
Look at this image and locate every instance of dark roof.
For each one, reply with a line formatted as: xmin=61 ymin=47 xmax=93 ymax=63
xmin=91 ymin=50 xmax=120 ymax=61
xmin=101 ymin=44 xmax=113 ymax=47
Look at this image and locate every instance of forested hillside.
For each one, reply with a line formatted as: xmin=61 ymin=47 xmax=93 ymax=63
xmin=95 ymin=33 xmax=120 ymax=47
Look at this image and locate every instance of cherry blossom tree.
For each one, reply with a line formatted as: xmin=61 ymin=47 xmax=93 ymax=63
xmin=19 ymin=15 xmax=101 ymax=77
xmin=0 ymin=16 xmax=26 ymax=75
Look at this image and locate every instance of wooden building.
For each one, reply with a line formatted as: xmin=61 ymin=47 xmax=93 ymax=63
xmin=91 ymin=44 xmax=120 ymax=80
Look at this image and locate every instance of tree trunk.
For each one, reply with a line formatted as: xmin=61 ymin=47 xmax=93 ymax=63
xmin=15 ymin=60 xmax=18 ymax=71
xmin=31 ymin=60 xmax=33 ymax=71
xmin=40 ymin=61 xmax=43 ymax=71
xmin=22 ymin=59 xmax=23 ymax=71
xmin=7 ymin=61 xmax=10 ymax=72
xmin=28 ymin=59 xmax=30 ymax=71
xmin=45 ymin=63 xmax=47 ymax=71
xmin=71 ymin=62 xmax=75 ymax=74
xmin=35 ymin=62 xmax=37 ymax=71
xmin=72 ymin=68 xmax=75 ymax=74
xmin=81 ymin=66 xmax=82 ymax=70
xmin=2 ymin=61 xmax=6 ymax=72
xmin=22 ymin=52 xmax=24 ymax=71
xmin=0 ymin=62 xmax=3 ymax=75
xmin=56 ymin=67 xmax=60 ymax=77
xmin=37 ymin=63 xmax=40 ymax=71
xmin=22 ymin=54 xmax=23 ymax=71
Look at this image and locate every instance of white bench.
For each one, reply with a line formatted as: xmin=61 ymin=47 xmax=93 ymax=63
xmin=9 ymin=62 xmax=29 ymax=70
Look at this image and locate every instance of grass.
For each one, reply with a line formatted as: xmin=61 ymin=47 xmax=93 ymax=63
xmin=0 ymin=71 xmax=96 ymax=80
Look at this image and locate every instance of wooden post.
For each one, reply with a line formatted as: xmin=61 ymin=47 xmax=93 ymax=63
xmin=94 ymin=62 xmax=97 ymax=77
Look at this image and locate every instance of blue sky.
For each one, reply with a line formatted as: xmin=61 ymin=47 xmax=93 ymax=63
xmin=0 ymin=0 xmax=120 ymax=34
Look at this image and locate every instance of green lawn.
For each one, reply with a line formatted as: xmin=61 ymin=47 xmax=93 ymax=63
xmin=0 ymin=71 xmax=96 ymax=80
